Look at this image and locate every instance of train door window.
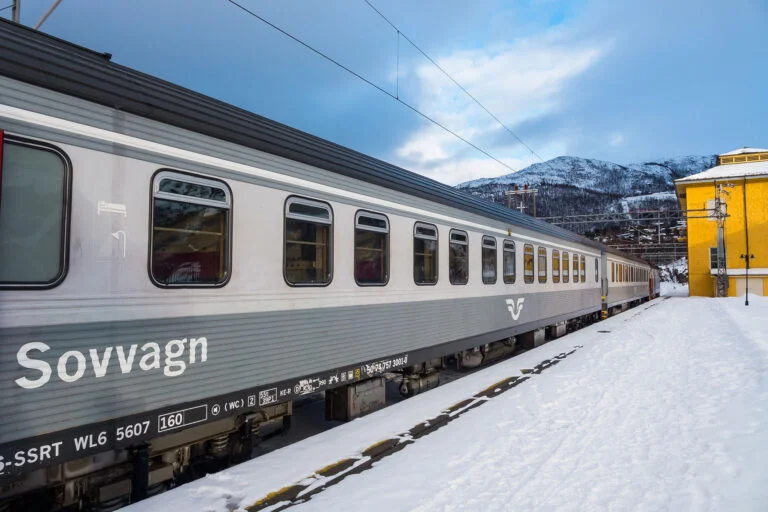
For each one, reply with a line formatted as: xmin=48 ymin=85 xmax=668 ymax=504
xmin=354 ymin=211 xmax=389 ymax=286
xmin=595 ymin=258 xmax=599 ymax=282
xmin=523 ymin=244 xmax=534 ymax=283
xmin=552 ymin=250 xmax=561 ymax=283
xmin=151 ymin=171 xmax=232 ymax=287
xmin=449 ymin=229 xmax=468 ymax=285
xmin=573 ymin=253 xmax=579 ymax=284
xmin=538 ymin=247 xmax=547 ymax=283
xmin=414 ymin=222 xmax=438 ymax=285
xmin=503 ymin=240 xmax=516 ymax=284
xmin=481 ymin=236 xmax=497 ymax=284
xmin=0 ymin=137 xmax=70 ymax=288
xmin=579 ymin=255 xmax=586 ymax=283
xmin=284 ymin=196 xmax=332 ymax=286
xmin=562 ymin=252 xmax=569 ymax=283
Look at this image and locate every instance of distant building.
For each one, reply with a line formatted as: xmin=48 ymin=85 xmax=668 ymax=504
xmin=674 ymin=148 xmax=768 ymax=297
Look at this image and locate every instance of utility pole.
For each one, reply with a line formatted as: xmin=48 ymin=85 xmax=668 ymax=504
xmin=34 ymin=0 xmax=63 ymax=30
xmin=505 ymin=185 xmax=538 ymax=217
xmin=12 ymin=0 xmax=20 ymax=23
xmin=713 ymin=182 xmax=733 ymax=297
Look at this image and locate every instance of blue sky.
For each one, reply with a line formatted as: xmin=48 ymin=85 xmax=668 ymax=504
xmin=4 ymin=0 xmax=767 ymax=184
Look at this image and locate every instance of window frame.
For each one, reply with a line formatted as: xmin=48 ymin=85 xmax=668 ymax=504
xmin=538 ymin=246 xmax=548 ymax=284
xmin=481 ymin=235 xmax=497 ymax=285
xmin=149 ymin=169 xmax=233 ymax=289
xmin=413 ymin=221 xmax=438 ymax=286
xmin=580 ymin=255 xmax=586 ymax=283
xmin=0 ymin=136 xmax=72 ymax=290
xmin=562 ymin=251 xmax=569 ymax=283
xmin=552 ymin=249 xmax=561 ymax=284
xmin=523 ymin=244 xmax=535 ymax=284
xmin=354 ymin=210 xmax=390 ymax=287
xmin=573 ymin=253 xmax=579 ymax=284
xmin=448 ymin=229 xmax=469 ymax=285
xmin=595 ymin=258 xmax=599 ymax=282
xmin=283 ymin=195 xmax=334 ymax=287
xmin=503 ymin=239 xmax=516 ymax=284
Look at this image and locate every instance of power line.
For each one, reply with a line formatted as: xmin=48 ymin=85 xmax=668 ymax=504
xmin=363 ymin=0 xmax=544 ymax=163
xmin=224 ymin=0 xmax=518 ymax=174
xmin=0 ymin=4 xmax=14 ymax=12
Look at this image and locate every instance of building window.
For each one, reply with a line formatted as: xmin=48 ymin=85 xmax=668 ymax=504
xmin=562 ymin=252 xmax=570 ymax=283
xmin=595 ymin=258 xmax=599 ymax=282
xmin=0 ymin=138 xmax=70 ymax=288
xmin=580 ymin=255 xmax=586 ymax=283
xmin=151 ymin=171 xmax=231 ymax=287
xmin=538 ymin=247 xmax=548 ymax=283
xmin=414 ymin=222 xmax=438 ymax=285
xmin=503 ymin=240 xmax=516 ymax=284
xmin=355 ymin=211 xmax=389 ymax=285
xmin=552 ymin=250 xmax=561 ymax=283
xmin=524 ymin=244 xmax=534 ymax=284
xmin=482 ymin=236 xmax=497 ymax=284
xmin=284 ymin=196 xmax=332 ymax=286
xmin=449 ymin=229 xmax=469 ymax=285
xmin=573 ymin=253 xmax=579 ymax=284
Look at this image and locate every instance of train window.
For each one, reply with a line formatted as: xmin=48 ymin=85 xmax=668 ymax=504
xmin=414 ymin=222 xmax=438 ymax=285
xmin=284 ymin=196 xmax=332 ymax=286
xmin=482 ymin=236 xmax=497 ymax=284
xmin=0 ymin=137 xmax=70 ymax=288
xmin=151 ymin=171 xmax=232 ymax=287
xmin=624 ymin=265 xmax=628 ymax=282
xmin=562 ymin=252 xmax=569 ymax=283
xmin=503 ymin=240 xmax=516 ymax=284
xmin=449 ymin=229 xmax=469 ymax=285
xmin=523 ymin=244 xmax=534 ymax=284
xmin=611 ymin=262 xmax=615 ymax=282
xmin=538 ymin=247 xmax=547 ymax=283
xmin=354 ymin=211 xmax=389 ymax=286
xmin=552 ymin=250 xmax=560 ymax=283
xmin=595 ymin=258 xmax=599 ymax=282
xmin=580 ymin=255 xmax=586 ymax=283
xmin=573 ymin=253 xmax=579 ymax=284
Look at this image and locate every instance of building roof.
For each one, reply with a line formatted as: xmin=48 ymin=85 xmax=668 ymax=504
xmin=719 ymin=147 xmax=768 ymax=156
xmin=675 ymin=160 xmax=768 ymax=184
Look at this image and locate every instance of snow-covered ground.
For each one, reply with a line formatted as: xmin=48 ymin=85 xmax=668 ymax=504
xmin=128 ymin=295 xmax=768 ymax=512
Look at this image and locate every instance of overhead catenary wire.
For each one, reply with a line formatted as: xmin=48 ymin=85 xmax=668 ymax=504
xmin=224 ymin=0 xmax=518 ymax=174
xmin=0 ymin=4 xmax=14 ymax=12
xmin=364 ymin=0 xmax=544 ymax=163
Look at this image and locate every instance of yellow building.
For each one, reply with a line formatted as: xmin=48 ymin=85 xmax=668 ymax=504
xmin=675 ymin=148 xmax=768 ymax=297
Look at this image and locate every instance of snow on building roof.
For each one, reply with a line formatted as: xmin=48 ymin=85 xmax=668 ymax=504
xmin=720 ymin=147 xmax=768 ymax=156
xmin=675 ymin=160 xmax=768 ymax=183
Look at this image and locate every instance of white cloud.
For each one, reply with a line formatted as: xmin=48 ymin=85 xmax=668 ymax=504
xmin=610 ymin=132 xmax=625 ymax=146
xmin=392 ymin=27 xmax=610 ymax=185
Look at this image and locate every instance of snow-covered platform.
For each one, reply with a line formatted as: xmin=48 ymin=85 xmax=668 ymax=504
xmin=127 ymin=294 xmax=768 ymax=512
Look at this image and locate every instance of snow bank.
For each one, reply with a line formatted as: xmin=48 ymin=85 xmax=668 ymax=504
xmin=128 ymin=296 xmax=768 ymax=512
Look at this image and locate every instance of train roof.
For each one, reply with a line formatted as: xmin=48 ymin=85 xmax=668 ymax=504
xmin=0 ymin=19 xmax=609 ymax=250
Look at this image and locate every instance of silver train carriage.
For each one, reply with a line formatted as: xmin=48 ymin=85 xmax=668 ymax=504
xmin=0 ymin=19 xmax=658 ymax=510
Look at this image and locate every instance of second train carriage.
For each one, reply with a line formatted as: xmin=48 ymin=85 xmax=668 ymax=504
xmin=0 ymin=19 xmax=657 ymax=509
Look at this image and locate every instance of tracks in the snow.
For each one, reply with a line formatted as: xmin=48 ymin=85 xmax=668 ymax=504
xmin=246 ymin=346 xmax=583 ymax=512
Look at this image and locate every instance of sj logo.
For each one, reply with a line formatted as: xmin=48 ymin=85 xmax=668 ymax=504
xmin=505 ymin=298 xmax=525 ymax=320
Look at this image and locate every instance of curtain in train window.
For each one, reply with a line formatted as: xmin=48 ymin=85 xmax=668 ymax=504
xmin=538 ymin=247 xmax=547 ymax=283
xmin=481 ymin=236 xmax=497 ymax=284
xmin=552 ymin=250 xmax=561 ymax=283
xmin=0 ymin=139 xmax=69 ymax=287
xmin=524 ymin=244 xmax=534 ymax=283
xmin=562 ymin=252 xmax=569 ymax=283
xmin=580 ymin=255 xmax=586 ymax=282
xmin=449 ymin=229 xmax=468 ymax=285
xmin=355 ymin=211 xmax=388 ymax=285
xmin=151 ymin=172 xmax=231 ymax=286
xmin=284 ymin=197 xmax=332 ymax=285
xmin=414 ymin=222 xmax=438 ymax=284
xmin=503 ymin=240 xmax=516 ymax=284
xmin=611 ymin=262 xmax=615 ymax=282
xmin=573 ymin=253 xmax=579 ymax=283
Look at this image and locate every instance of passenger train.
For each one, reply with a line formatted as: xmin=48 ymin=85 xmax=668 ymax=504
xmin=0 ymin=19 xmax=659 ymax=511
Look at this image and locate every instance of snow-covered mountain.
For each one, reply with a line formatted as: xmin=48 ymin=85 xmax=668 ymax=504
xmin=455 ymin=155 xmax=715 ymax=231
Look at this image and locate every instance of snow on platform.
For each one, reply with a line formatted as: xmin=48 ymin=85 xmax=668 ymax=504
xmin=127 ymin=296 xmax=768 ymax=512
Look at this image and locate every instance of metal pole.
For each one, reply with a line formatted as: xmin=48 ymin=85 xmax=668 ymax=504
xmin=33 ymin=0 xmax=62 ymax=29
xmin=11 ymin=0 xmax=20 ymax=23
